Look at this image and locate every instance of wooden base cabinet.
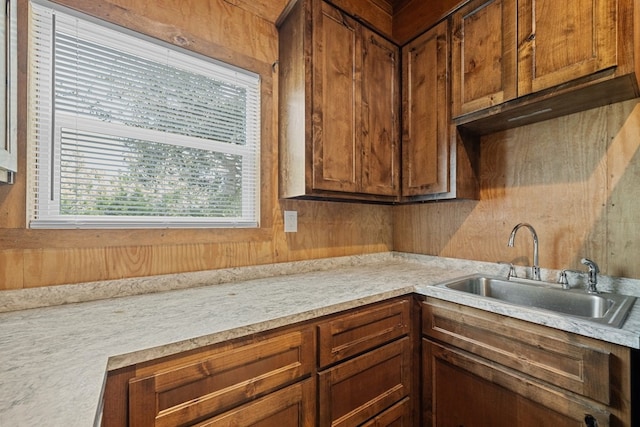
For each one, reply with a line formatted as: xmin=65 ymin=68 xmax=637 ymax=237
xmin=102 ymin=297 xmax=415 ymax=427
xmin=102 ymin=294 xmax=634 ymax=427
xmin=317 ymin=297 xmax=414 ymax=427
xmin=318 ymin=338 xmax=412 ymax=426
xmin=424 ymin=340 xmax=610 ymax=427
xmin=422 ymin=298 xmax=634 ymax=427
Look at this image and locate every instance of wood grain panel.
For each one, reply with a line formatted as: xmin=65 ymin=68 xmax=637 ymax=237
xmin=605 ymin=101 xmax=640 ymax=278
xmin=329 ymin=0 xmax=394 ymax=39
xmin=312 ymin=2 xmax=361 ymax=193
xmin=392 ymin=0 xmax=462 ymax=45
xmin=451 ymin=0 xmax=518 ymax=117
xmin=0 ymin=0 xmax=393 ymax=290
xmin=129 ymin=328 xmax=314 ymax=426
xmin=220 ymin=0 xmax=291 ymax=24
xmin=360 ymin=28 xmax=400 ymax=196
xmin=54 ymin=0 xmax=280 ymax=64
xmin=423 ymin=299 xmax=611 ymax=404
xmin=517 ymin=0 xmax=618 ymax=96
xmin=0 ymin=250 xmax=24 ymax=290
xmin=402 ymin=21 xmax=450 ymax=196
xmin=395 ymin=99 xmax=640 ymax=278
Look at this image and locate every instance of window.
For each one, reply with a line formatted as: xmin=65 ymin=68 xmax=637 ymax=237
xmin=1 ymin=0 xmax=17 ymax=184
xmin=28 ymin=1 xmax=260 ymax=229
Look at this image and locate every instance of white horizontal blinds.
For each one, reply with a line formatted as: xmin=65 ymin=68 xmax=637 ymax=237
xmin=29 ymin=1 xmax=260 ymax=228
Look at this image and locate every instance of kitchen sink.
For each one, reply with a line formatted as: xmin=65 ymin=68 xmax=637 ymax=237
xmin=435 ymin=274 xmax=636 ymax=328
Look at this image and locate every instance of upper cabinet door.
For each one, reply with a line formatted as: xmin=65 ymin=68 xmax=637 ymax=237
xmin=517 ymin=0 xmax=618 ymax=95
xmin=360 ymin=28 xmax=400 ymax=196
xmin=451 ymin=0 xmax=518 ymax=118
xmin=402 ymin=20 xmax=450 ymax=196
xmin=311 ymin=1 xmax=361 ymax=193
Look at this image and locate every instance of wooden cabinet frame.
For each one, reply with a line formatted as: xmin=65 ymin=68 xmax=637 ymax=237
xmin=102 ymin=294 xmax=635 ymax=427
xmin=278 ymin=0 xmax=400 ymax=202
xmin=451 ymin=0 xmax=640 ymax=134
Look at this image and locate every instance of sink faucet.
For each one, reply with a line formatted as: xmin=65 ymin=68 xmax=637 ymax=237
xmin=581 ymin=258 xmax=600 ymax=294
xmin=507 ymin=223 xmax=541 ymax=281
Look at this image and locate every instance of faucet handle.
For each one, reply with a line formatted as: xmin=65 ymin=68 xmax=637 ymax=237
xmin=558 ymin=270 xmax=570 ymax=289
xmin=558 ymin=269 xmax=582 ymax=289
xmin=498 ymin=261 xmax=517 ymax=280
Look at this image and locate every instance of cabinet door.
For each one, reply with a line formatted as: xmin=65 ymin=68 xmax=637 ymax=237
xmin=423 ymin=339 xmax=611 ymax=427
xmin=422 ymin=299 xmax=612 ymax=404
xmin=451 ymin=0 xmax=517 ymax=117
xmin=360 ymin=28 xmax=400 ymax=196
xmin=192 ymin=379 xmax=315 ymax=427
xmin=402 ymin=20 xmax=450 ymax=196
xmin=318 ymin=337 xmax=412 ymax=427
xmin=517 ymin=0 xmax=618 ymax=95
xmin=311 ymin=1 xmax=361 ymax=193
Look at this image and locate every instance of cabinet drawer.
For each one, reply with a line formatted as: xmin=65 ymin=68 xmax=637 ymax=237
xmin=318 ymin=298 xmax=410 ymax=368
xmin=192 ymin=378 xmax=315 ymax=427
xmin=318 ymin=337 xmax=412 ymax=427
xmin=359 ymin=397 xmax=411 ymax=427
xmin=422 ymin=299 xmax=611 ymax=404
xmin=129 ymin=327 xmax=314 ymax=427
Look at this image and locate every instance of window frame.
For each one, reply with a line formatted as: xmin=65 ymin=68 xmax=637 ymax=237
xmin=0 ymin=0 xmax=18 ymax=183
xmin=27 ymin=0 xmax=262 ymax=229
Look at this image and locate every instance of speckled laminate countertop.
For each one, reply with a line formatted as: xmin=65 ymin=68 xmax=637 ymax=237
xmin=1 ymin=252 xmax=639 ymax=426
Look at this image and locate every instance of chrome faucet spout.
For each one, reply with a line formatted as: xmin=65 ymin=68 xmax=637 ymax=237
xmin=507 ymin=223 xmax=541 ymax=280
xmin=581 ymin=258 xmax=600 ymax=294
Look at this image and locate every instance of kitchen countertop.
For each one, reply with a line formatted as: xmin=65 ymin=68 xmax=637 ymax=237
xmin=1 ymin=252 xmax=639 ymax=426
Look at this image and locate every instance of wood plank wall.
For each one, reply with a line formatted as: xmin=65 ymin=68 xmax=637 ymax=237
xmin=2 ymin=0 xmax=639 ymax=291
xmin=394 ymin=99 xmax=640 ymax=280
xmin=0 ymin=0 xmax=393 ymax=290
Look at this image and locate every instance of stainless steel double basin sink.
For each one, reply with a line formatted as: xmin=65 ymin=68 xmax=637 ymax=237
xmin=435 ymin=274 xmax=636 ymax=328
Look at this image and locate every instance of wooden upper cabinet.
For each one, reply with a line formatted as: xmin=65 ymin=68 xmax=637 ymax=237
xmin=451 ymin=0 xmax=518 ymax=118
xmin=402 ymin=20 xmax=450 ymax=196
xmin=402 ymin=20 xmax=479 ymax=201
xmin=278 ymin=0 xmax=400 ymax=202
xmin=517 ymin=0 xmax=618 ymax=95
xmin=452 ymin=0 xmax=618 ymax=116
xmin=452 ymin=0 xmax=639 ymax=133
xmin=360 ymin=28 xmax=401 ymax=197
xmin=312 ymin=2 xmax=360 ymax=194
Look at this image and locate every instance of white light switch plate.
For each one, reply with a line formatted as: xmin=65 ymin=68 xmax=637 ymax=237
xmin=284 ymin=210 xmax=298 ymax=232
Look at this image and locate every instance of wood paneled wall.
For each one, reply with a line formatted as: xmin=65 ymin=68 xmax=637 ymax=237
xmin=0 ymin=0 xmax=393 ymax=290
xmin=394 ymin=98 xmax=640 ymax=280
xmin=2 ymin=0 xmax=639 ymax=291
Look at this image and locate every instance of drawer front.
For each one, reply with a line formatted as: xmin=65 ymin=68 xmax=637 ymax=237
xmin=192 ymin=378 xmax=316 ymax=427
xmin=422 ymin=298 xmax=611 ymax=404
xmin=359 ymin=397 xmax=411 ymax=427
xmin=318 ymin=297 xmax=411 ymax=368
xmin=318 ymin=337 xmax=412 ymax=427
xmin=129 ymin=327 xmax=314 ymax=427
